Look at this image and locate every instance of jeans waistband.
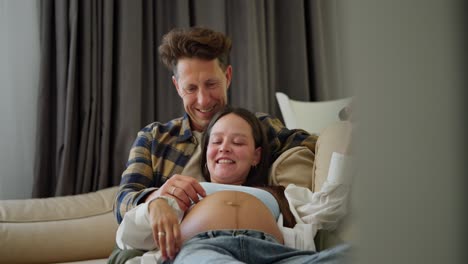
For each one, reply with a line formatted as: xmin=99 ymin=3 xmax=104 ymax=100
xmin=188 ymin=229 xmax=279 ymax=244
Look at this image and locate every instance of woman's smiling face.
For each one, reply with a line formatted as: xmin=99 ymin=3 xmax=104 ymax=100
xmin=206 ymin=113 xmax=261 ymax=185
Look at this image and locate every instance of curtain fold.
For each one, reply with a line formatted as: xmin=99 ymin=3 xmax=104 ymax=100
xmin=33 ymin=0 xmax=346 ymax=197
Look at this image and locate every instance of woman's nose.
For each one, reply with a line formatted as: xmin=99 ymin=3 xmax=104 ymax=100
xmin=219 ymin=143 xmax=231 ymax=152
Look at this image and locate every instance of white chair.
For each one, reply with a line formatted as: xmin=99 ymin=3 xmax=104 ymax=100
xmin=276 ymin=92 xmax=352 ymax=134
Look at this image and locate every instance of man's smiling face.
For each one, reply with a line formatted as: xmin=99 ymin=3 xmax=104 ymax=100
xmin=173 ymin=58 xmax=232 ymax=132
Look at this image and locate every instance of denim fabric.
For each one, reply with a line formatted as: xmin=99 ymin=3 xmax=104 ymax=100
xmin=163 ymin=230 xmax=350 ymax=264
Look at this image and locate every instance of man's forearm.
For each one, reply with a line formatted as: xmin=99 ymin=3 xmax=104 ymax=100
xmin=114 ymin=180 xmax=158 ymax=224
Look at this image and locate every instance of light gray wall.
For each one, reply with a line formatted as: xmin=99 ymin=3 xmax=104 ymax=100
xmin=0 ymin=0 xmax=40 ymax=199
xmin=337 ymin=0 xmax=465 ymax=263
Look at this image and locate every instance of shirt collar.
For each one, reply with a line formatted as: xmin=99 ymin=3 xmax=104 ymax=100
xmin=177 ymin=113 xmax=197 ymax=143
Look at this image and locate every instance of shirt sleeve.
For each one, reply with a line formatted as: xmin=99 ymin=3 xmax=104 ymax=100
xmin=256 ymin=113 xmax=317 ymax=160
xmin=278 ymin=215 xmax=319 ymax=251
xmin=279 ymin=152 xmax=354 ymax=250
xmin=114 ymin=126 xmax=159 ymax=224
xmin=116 ymin=197 xmax=184 ymax=251
xmin=116 ymin=202 xmax=155 ymax=251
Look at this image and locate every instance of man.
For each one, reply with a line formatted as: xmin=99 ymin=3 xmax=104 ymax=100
xmin=110 ymin=27 xmax=317 ymax=263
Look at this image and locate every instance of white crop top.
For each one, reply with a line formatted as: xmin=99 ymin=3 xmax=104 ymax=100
xmin=199 ymin=182 xmax=280 ymax=219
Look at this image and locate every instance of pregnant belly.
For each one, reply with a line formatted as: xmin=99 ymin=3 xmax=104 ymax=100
xmin=180 ymin=190 xmax=284 ymax=244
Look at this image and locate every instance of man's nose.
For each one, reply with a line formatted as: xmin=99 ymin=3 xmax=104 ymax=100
xmin=197 ymin=88 xmax=210 ymax=106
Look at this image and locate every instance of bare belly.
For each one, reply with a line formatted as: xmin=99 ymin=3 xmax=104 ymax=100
xmin=180 ymin=190 xmax=284 ymax=244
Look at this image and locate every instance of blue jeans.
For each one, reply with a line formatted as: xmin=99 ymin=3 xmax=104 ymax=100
xmin=163 ymin=230 xmax=350 ymax=264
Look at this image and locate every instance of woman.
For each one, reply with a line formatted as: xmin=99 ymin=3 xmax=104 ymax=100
xmin=117 ymin=107 xmax=351 ymax=263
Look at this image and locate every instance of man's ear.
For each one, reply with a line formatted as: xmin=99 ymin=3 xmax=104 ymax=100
xmin=253 ymin=147 xmax=262 ymax=166
xmin=172 ymin=75 xmax=183 ymax=97
xmin=225 ymin=65 xmax=232 ymax=90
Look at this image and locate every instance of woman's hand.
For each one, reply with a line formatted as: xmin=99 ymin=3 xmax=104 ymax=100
xmin=145 ymin=174 xmax=206 ymax=211
xmin=148 ymin=198 xmax=182 ymax=260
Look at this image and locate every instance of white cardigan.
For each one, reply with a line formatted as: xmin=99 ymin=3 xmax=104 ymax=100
xmin=116 ymin=152 xmax=353 ymax=264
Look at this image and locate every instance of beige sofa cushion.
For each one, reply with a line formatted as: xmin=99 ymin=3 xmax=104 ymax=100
xmin=270 ymin=121 xmax=351 ymax=193
xmin=269 ymin=121 xmax=354 ymax=251
xmin=313 ymin=121 xmax=354 ymax=250
xmin=269 ymin=146 xmax=315 ymax=190
xmin=313 ymin=121 xmax=352 ymax=192
xmin=0 ymin=187 xmax=119 ymax=264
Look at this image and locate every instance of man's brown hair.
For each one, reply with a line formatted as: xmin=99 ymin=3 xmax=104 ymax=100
xmin=158 ymin=27 xmax=232 ymax=75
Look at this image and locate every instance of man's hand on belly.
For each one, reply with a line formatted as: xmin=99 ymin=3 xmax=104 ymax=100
xmin=146 ymin=174 xmax=206 ymax=211
xmin=148 ymin=198 xmax=182 ymax=260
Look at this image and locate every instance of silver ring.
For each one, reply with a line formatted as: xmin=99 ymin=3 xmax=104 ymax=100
xmin=158 ymin=231 xmax=166 ymax=237
xmin=170 ymin=186 xmax=177 ymax=195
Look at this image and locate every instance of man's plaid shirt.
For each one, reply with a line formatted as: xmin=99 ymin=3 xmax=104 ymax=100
xmin=114 ymin=113 xmax=317 ymax=223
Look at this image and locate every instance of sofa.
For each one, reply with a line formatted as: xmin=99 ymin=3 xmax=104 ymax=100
xmin=0 ymin=121 xmax=353 ymax=264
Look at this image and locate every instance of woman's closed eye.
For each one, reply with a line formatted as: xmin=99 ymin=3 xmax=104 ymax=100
xmin=210 ymin=137 xmax=222 ymax=145
xmin=232 ymin=139 xmax=246 ymax=145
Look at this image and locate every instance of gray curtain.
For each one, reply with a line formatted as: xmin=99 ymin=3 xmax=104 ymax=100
xmin=33 ymin=0 xmax=340 ymax=197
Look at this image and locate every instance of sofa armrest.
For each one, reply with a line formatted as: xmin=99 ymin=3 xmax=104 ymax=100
xmin=269 ymin=121 xmax=354 ymax=251
xmin=0 ymin=187 xmax=119 ymax=264
xmin=313 ymin=121 xmax=355 ymax=250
